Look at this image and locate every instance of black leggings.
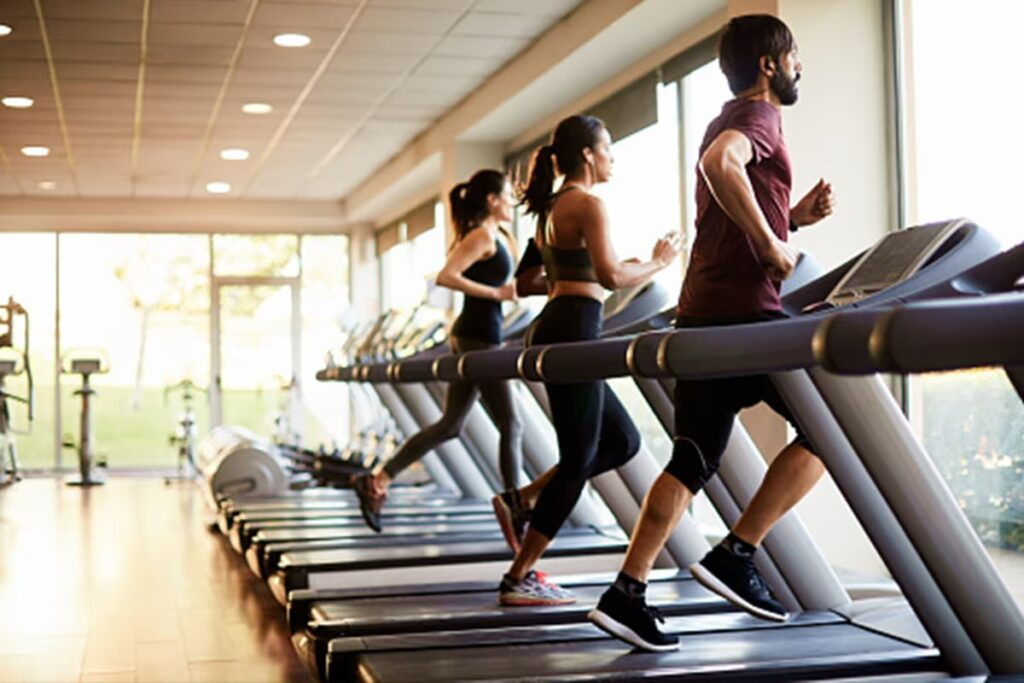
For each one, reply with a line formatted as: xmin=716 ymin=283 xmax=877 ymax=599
xmin=382 ymin=335 xmax=523 ymax=489
xmin=664 ymin=312 xmax=815 ymax=493
xmin=528 ymin=297 xmax=641 ymax=540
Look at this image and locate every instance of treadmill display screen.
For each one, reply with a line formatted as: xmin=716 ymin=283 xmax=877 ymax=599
xmin=832 ymin=227 xmax=949 ymax=300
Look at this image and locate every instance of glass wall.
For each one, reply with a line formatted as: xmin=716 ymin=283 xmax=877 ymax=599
xmin=0 ymin=231 xmax=349 ymax=472
xmin=59 ymin=234 xmax=210 ymax=470
xmin=902 ymin=0 xmax=1024 ymax=604
xmin=0 ymin=234 xmax=57 ymax=470
xmin=301 ymin=235 xmax=351 ymax=451
xmin=379 ymin=207 xmax=445 ymax=313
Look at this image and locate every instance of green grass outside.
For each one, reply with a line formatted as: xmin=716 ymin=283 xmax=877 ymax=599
xmin=10 ymin=385 xmax=285 ymax=470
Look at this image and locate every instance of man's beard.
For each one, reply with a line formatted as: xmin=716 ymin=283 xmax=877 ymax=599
xmin=771 ymin=70 xmax=800 ymax=105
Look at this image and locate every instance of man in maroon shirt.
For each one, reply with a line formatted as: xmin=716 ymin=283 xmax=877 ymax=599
xmin=589 ymin=14 xmax=835 ymax=651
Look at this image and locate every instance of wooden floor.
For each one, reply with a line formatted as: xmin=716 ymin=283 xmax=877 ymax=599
xmin=0 ymin=478 xmax=310 ymax=682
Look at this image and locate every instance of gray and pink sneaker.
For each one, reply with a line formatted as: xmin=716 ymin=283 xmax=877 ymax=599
xmin=498 ymin=570 xmax=576 ymax=606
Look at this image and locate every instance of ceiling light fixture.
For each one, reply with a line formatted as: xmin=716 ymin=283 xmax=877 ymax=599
xmin=242 ymin=102 xmax=273 ymax=115
xmin=206 ymin=181 xmax=231 ymax=194
xmin=273 ymin=33 xmax=311 ymax=47
xmin=0 ymin=25 xmax=12 ymax=37
xmin=20 ymin=146 xmax=50 ymax=157
xmin=220 ymin=148 xmax=250 ymax=161
xmin=38 ymin=180 xmax=56 ymax=191
xmin=2 ymin=96 xmax=34 ymax=108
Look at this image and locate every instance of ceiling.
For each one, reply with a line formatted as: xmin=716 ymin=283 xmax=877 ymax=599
xmin=0 ymin=0 xmax=582 ymax=201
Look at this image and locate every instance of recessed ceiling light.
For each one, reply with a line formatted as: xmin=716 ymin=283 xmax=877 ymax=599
xmin=38 ymin=180 xmax=56 ymax=191
xmin=0 ymin=25 xmax=12 ymax=37
xmin=21 ymin=146 xmax=50 ymax=157
xmin=206 ymin=181 xmax=231 ymax=194
xmin=273 ymin=33 xmax=311 ymax=48
xmin=220 ymin=148 xmax=250 ymax=161
xmin=2 ymin=96 xmax=34 ymax=108
xmin=242 ymin=102 xmax=273 ymax=115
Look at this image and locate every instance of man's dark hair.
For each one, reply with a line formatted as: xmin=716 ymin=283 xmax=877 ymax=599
xmin=718 ymin=15 xmax=796 ymax=95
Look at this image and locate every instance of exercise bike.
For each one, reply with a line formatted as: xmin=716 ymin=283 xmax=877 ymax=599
xmin=61 ymin=350 xmax=109 ymax=487
xmin=0 ymin=297 xmax=33 ymax=486
xmin=164 ymin=379 xmax=203 ymax=484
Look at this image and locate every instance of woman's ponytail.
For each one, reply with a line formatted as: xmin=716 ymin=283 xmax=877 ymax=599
xmin=448 ymin=182 xmax=471 ymax=239
xmin=521 ymin=144 xmax=556 ymax=219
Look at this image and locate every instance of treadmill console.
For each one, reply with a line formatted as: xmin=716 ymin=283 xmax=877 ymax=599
xmin=822 ymin=219 xmax=965 ymax=307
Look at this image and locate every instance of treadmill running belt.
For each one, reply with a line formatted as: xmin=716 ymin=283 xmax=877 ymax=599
xmin=338 ymin=617 xmax=941 ymax=682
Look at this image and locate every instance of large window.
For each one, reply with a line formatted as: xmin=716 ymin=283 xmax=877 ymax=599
xmin=379 ymin=204 xmax=445 ymax=312
xmin=301 ymin=236 xmax=351 ymax=451
xmin=593 ymin=81 xmax=684 ymax=295
xmin=0 ymin=231 xmax=349 ymax=472
xmin=59 ymin=234 xmax=211 ymax=470
xmin=0 ymin=234 xmax=56 ymax=470
xmin=901 ymin=0 xmax=1024 ymax=598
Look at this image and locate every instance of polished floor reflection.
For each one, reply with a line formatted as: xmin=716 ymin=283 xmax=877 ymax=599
xmin=0 ymin=478 xmax=309 ymax=682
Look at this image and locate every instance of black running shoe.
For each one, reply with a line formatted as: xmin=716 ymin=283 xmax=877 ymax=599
xmin=689 ymin=545 xmax=787 ymax=621
xmin=353 ymin=474 xmax=383 ymax=533
xmin=588 ymin=587 xmax=679 ymax=652
xmin=491 ymin=488 xmax=529 ymax=551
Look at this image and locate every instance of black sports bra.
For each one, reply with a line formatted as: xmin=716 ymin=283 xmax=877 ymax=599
xmin=539 ymin=186 xmax=599 ymax=283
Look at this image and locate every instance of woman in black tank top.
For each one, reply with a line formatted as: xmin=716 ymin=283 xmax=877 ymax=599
xmin=498 ymin=116 xmax=681 ymax=606
xmin=354 ymin=170 xmax=551 ymax=539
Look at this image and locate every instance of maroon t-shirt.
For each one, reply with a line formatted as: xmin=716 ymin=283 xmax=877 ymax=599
xmin=677 ymin=98 xmax=792 ymax=318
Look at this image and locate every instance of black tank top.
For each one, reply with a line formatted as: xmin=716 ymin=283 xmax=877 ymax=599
xmin=450 ymin=237 xmax=513 ymax=344
xmin=541 ymin=186 xmax=598 ymax=283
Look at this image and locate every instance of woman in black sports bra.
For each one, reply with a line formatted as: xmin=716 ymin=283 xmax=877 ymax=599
xmin=498 ymin=115 xmax=681 ymax=606
xmin=355 ymin=170 xmax=551 ymax=537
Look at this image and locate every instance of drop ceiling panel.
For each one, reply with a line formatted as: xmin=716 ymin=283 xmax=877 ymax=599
xmin=36 ymin=0 xmax=147 ymax=22
xmin=433 ymin=34 xmax=529 ymax=59
xmin=329 ymin=48 xmax=422 ymax=73
xmin=1 ymin=128 xmax=63 ymax=146
xmin=77 ymin=176 xmax=133 ymax=196
xmin=343 ymin=31 xmax=444 ymax=56
xmin=65 ymin=122 xmax=135 ymax=137
xmin=384 ymin=87 xmax=467 ymax=107
xmin=0 ymin=60 xmax=50 ymax=81
xmin=241 ymin=48 xmax=332 ymax=71
xmin=146 ymin=63 xmax=229 ymax=84
xmin=0 ymin=175 xmax=23 ymax=195
xmin=149 ymin=22 xmax=247 ymax=46
xmin=0 ymin=40 xmax=46 ymax=60
xmin=46 ymin=19 xmax=143 ymax=44
xmin=452 ymin=12 xmax=552 ymax=38
xmin=134 ymin=177 xmax=192 ymax=197
xmin=255 ymin=3 xmax=359 ymax=29
xmin=57 ymin=62 xmax=140 ymax=80
xmin=354 ymin=7 xmax=463 ymax=34
xmin=475 ymin=0 xmax=581 ymax=17
xmin=151 ymin=1 xmax=253 ymax=25
xmin=414 ymin=55 xmax=500 ymax=77
xmin=369 ymin=0 xmax=474 ymax=10
xmin=55 ymin=80 xmax=138 ymax=97
xmin=50 ymin=42 xmax=142 ymax=63
xmin=0 ymin=0 xmax=35 ymax=20
xmin=148 ymin=44 xmax=236 ymax=66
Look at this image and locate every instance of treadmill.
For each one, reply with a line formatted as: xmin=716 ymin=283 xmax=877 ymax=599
xmin=316 ymin=220 xmax=1015 ymax=681
xmin=230 ymin=307 xmax=556 ymax=577
xmin=265 ymin=285 xmax=674 ymax=608
xmin=215 ymin=309 xmax=503 ymax=554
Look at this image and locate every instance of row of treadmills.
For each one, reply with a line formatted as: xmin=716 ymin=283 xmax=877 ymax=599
xmin=205 ymin=218 xmax=1024 ymax=682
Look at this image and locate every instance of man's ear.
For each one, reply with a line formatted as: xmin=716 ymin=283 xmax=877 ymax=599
xmin=761 ymin=55 xmax=775 ymax=76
